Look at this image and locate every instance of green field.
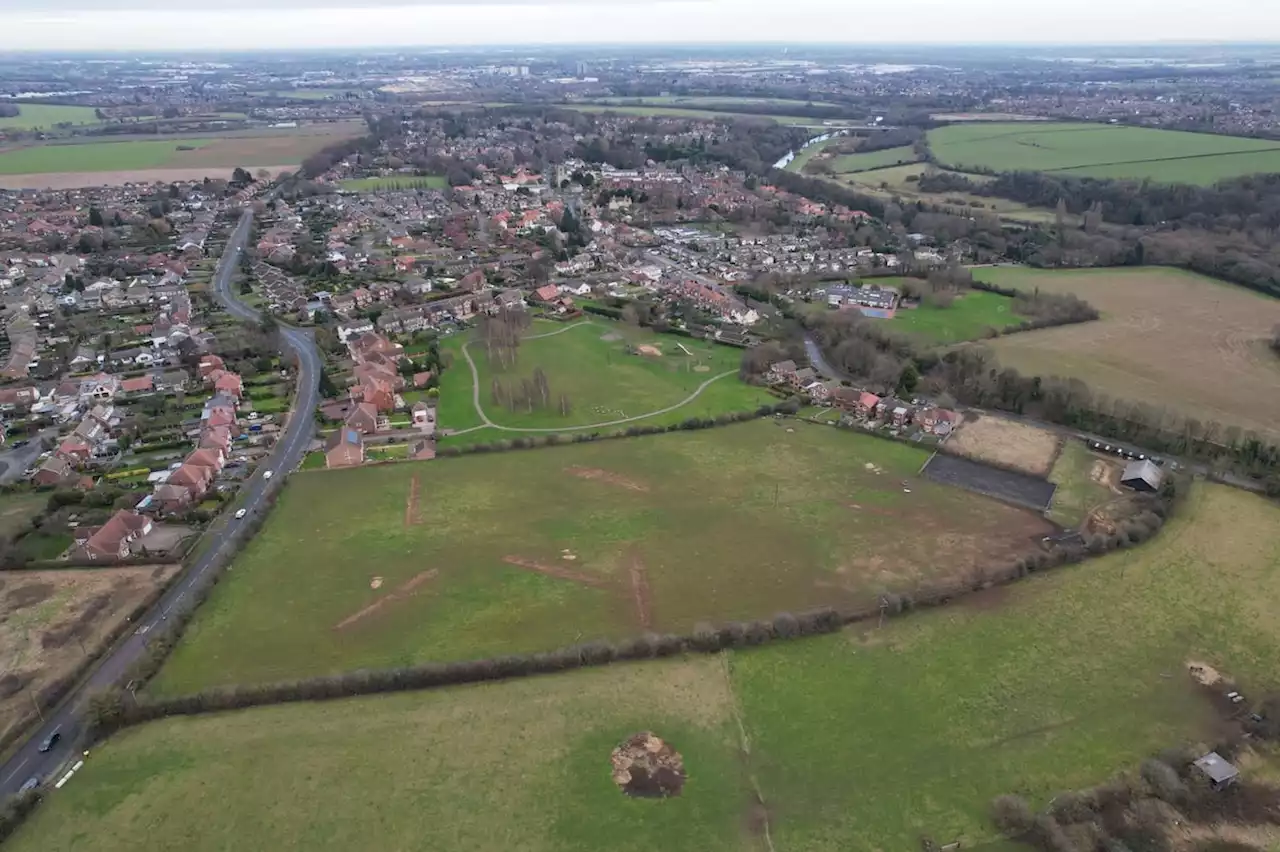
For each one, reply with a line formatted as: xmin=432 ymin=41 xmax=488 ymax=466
xmin=0 ymin=139 xmax=215 ymax=174
xmin=595 ymin=96 xmax=841 ymax=109
xmin=1045 ymin=440 xmax=1117 ymax=528
xmin=339 ymin=175 xmax=447 ymax=191
xmin=0 ymin=104 xmax=101 ymax=130
xmin=561 ymin=104 xmax=846 ymax=125
xmin=443 ymin=319 xmax=773 ymax=432
xmin=828 ymin=145 xmax=919 ymax=174
xmin=840 ymin=163 xmax=1065 ymax=224
xmin=929 ymin=122 xmax=1280 ymax=184
xmin=149 ymin=420 xmax=1051 ymax=695
xmin=889 ymin=290 xmax=1023 ymax=343
xmin=16 ymin=483 xmax=1280 ymax=852
xmin=0 ymin=491 xmax=47 ymax=540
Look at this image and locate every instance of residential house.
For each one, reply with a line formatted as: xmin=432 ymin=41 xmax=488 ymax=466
xmin=807 ymin=381 xmax=839 ymax=404
xmin=337 ymin=318 xmax=375 ymax=343
xmin=75 ymin=510 xmax=153 ymax=561
xmin=78 ymin=373 xmax=119 ymax=403
xmin=168 ymin=463 xmax=215 ymax=499
xmin=409 ymin=437 xmax=436 ymax=461
xmin=213 ymin=371 xmax=244 ymax=402
xmin=855 ymin=392 xmax=881 ymax=418
xmin=918 ymin=407 xmax=958 ymax=436
xmin=768 ymin=360 xmax=797 ymax=384
xmin=32 ymin=454 xmax=74 ymax=486
xmin=325 ymin=428 xmax=365 ymax=468
xmin=531 ymin=284 xmax=560 ymax=304
xmin=153 ymin=483 xmax=194 ymax=514
xmin=344 ymin=402 xmax=381 ymax=435
xmin=790 ymin=367 xmax=816 ymax=390
xmin=120 ymin=375 xmax=155 ymax=395
xmin=57 ymin=438 xmax=93 ymax=465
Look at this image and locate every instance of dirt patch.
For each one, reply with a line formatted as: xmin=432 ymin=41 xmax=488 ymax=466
xmin=610 ymin=732 xmax=686 ymax=798
xmin=5 ymin=581 xmax=55 ymax=609
xmin=370 ymin=576 xmax=384 ymax=590
xmin=636 ymin=344 xmax=663 ymax=357
xmin=333 ymin=569 xmax=439 ymax=631
xmin=501 ymin=556 xmax=608 ymax=588
xmin=565 ymin=466 xmax=649 ymax=493
xmin=1089 ymin=459 xmax=1124 ymax=493
xmin=404 ymin=475 xmax=421 ymax=527
xmin=947 ymin=415 xmax=1062 ymax=477
xmin=1188 ymin=660 xmax=1226 ymax=687
xmin=625 ymin=546 xmax=653 ymax=629
xmin=693 ymin=365 xmax=711 ymax=372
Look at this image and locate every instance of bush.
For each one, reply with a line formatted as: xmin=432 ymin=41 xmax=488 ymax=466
xmin=1140 ymin=759 xmax=1187 ymax=804
xmin=992 ymin=794 xmax=1036 ymax=836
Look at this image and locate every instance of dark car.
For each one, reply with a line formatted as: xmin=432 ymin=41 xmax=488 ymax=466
xmin=37 ymin=730 xmax=60 ymax=753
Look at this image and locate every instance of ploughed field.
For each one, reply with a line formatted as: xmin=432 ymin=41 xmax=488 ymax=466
xmin=14 ymin=484 xmax=1280 ymax=852
xmin=148 ymin=420 xmax=1053 ymax=694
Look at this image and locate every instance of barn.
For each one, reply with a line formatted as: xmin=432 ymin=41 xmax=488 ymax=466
xmin=1120 ymin=459 xmax=1164 ymax=492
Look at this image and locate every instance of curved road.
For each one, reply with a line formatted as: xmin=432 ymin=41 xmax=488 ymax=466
xmin=0 ymin=209 xmax=322 ymax=796
xmin=459 ymin=323 xmax=737 ymax=433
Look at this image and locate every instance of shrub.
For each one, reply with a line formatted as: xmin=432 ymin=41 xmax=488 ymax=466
xmin=991 ymin=794 xmax=1036 ymax=836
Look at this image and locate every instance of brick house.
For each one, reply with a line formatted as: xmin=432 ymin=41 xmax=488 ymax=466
xmin=75 ymin=510 xmax=153 ymax=561
xmin=768 ymin=360 xmax=797 ymax=383
xmin=325 ymin=428 xmax=365 ymax=469
xmin=344 ymin=402 xmax=381 ymax=435
xmin=919 ymin=407 xmax=958 ymax=436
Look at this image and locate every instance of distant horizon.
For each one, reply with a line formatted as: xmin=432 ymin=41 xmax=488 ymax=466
xmin=4 ymin=0 xmax=1278 ymax=52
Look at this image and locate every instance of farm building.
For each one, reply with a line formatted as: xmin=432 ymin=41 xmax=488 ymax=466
xmin=1193 ymin=752 xmax=1239 ymax=791
xmin=1120 ymin=459 xmax=1164 ymax=492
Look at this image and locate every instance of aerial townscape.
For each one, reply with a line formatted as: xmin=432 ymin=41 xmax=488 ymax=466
xmin=2 ymin=12 xmax=1280 ymax=852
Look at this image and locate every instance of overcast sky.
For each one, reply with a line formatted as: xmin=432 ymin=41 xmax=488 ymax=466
xmin=2 ymin=0 xmax=1276 ymax=51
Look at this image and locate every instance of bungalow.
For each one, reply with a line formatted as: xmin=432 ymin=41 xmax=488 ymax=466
xmin=409 ymin=437 xmax=436 ymax=461
xmin=412 ymin=371 xmax=434 ymax=389
xmin=325 ymin=428 xmax=365 ymax=469
xmin=120 ymin=375 xmax=155 ymax=395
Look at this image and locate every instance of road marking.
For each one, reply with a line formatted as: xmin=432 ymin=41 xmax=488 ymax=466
xmin=2 ymin=757 xmax=29 ymax=785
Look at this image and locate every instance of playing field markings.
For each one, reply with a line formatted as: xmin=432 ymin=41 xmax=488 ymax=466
xmin=501 ymin=556 xmax=609 ymax=588
xmin=625 ymin=546 xmax=653 ymax=629
xmin=333 ymin=569 xmax=438 ymax=630
xmin=404 ymin=475 xmax=421 ymax=527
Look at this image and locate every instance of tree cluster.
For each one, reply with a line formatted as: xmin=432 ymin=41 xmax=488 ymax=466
xmin=476 ymin=308 xmax=530 ymax=370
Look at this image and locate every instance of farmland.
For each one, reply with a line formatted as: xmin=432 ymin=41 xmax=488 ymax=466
xmin=0 ymin=122 xmax=364 ymax=187
xmin=978 ymin=266 xmax=1280 ymax=439
xmin=828 ymin=145 xmax=919 ymax=173
xmin=459 ymin=320 xmax=771 ymax=430
xmin=149 ymin=420 xmax=1053 ymax=694
xmin=339 ymin=175 xmax=447 ymax=191
xmin=0 ymin=565 xmax=178 ymax=746
xmin=14 ymin=483 xmax=1280 ymax=852
xmin=929 ymin=121 xmax=1280 ymax=184
xmin=888 ymin=290 xmax=1024 ymax=343
xmin=0 ymin=104 xmax=101 ymax=130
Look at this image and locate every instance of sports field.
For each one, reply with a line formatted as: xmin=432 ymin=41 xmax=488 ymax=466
xmin=0 ymin=104 xmax=101 ymax=130
xmin=978 ymin=266 xmax=1280 ymax=439
xmin=14 ymin=483 xmax=1280 ymax=852
xmin=929 ymin=122 xmax=1280 ymax=184
xmin=889 ymin=290 xmax=1023 ymax=343
xmin=149 ymin=420 xmax=1052 ymax=694
xmin=442 ymin=319 xmax=773 ymax=432
xmin=339 ymin=175 xmax=447 ymax=191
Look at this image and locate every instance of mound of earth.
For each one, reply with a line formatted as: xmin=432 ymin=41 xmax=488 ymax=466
xmin=611 ymin=732 xmax=685 ymax=798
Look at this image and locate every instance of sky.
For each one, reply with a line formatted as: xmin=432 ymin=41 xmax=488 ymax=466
xmin=1 ymin=0 xmax=1277 ymax=52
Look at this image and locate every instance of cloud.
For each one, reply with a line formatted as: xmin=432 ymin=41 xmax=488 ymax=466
xmin=0 ymin=0 xmax=637 ymax=7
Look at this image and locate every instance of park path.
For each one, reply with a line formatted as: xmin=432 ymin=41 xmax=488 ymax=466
xmin=457 ymin=321 xmax=737 ymax=434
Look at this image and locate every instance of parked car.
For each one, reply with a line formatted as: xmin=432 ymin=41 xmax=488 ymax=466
xmin=234 ymin=509 xmax=247 ymax=519
xmin=37 ymin=730 xmax=60 ymax=753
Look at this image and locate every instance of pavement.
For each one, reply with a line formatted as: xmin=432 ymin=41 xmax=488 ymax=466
xmin=0 ymin=207 xmax=322 ymax=796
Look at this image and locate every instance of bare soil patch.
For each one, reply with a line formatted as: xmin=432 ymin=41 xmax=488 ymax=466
xmin=946 ymin=414 xmax=1062 ymax=477
xmin=333 ymin=569 xmax=438 ymax=631
xmin=0 ymin=565 xmax=178 ymax=744
xmin=500 ymin=556 xmax=608 ymax=588
xmin=565 ymin=465 xmax=649 ymax=493
xmin=625 ymin=546 xmax=653 ymax=629
xmin=636 ymin=344 xmax=663 ymax=357
xmin=610 ymin=732 xmax=686 ymax=798
xmin=404 ymin=475 xmax=421 ymax=527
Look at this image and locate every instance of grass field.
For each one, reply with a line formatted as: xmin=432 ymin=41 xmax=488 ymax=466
xmin=560 ymin=104 xmax=847 ymax=125
xmin=827 ymin=145 xmax=919 ymax=173
xmin=1046 ymin=439 xmax=1121 ymax=528
xmin=338 ymin=175 xmax=447 ymax=191
xmin=0 ymin=565 xmax=178 ymax=746
xmin=929 ymin=122 xmax=1280 ymax=184
xmin=978 ymin=266 xmax=1280 ymax=439
xmin=835 ymin=162 xmax=1063 ymax=224
xmin=889 ymin=290 xmax=1023 ymax=343
xmin=16 ymin=483 xmax=1280 ymax=852
xmin=149 ymin=420 xmax=1052 ymax=695
xmin=0 ymin=124 xmax=363 ymax=178
xmin=0 ymin=104 xmax=101 ymax=130
xmin=594 ymin=95 xmax=840 ymax=109
xmin=442 ymin=320 xmax=772 ymax=432
xmin=0 ymin=492 xmax=47 ymax=541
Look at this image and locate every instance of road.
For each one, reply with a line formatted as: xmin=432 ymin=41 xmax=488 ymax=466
xmin=0 ymin=208 xmax=322 ymax=796
xmin=0 ymin=428 xmax=58 ymax=484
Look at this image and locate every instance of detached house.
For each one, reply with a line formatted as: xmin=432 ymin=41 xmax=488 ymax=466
xmin=75 ymin=510 xmax=153 ymax=561
xmin=325 ymin=428 xmax=365 ymax=469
